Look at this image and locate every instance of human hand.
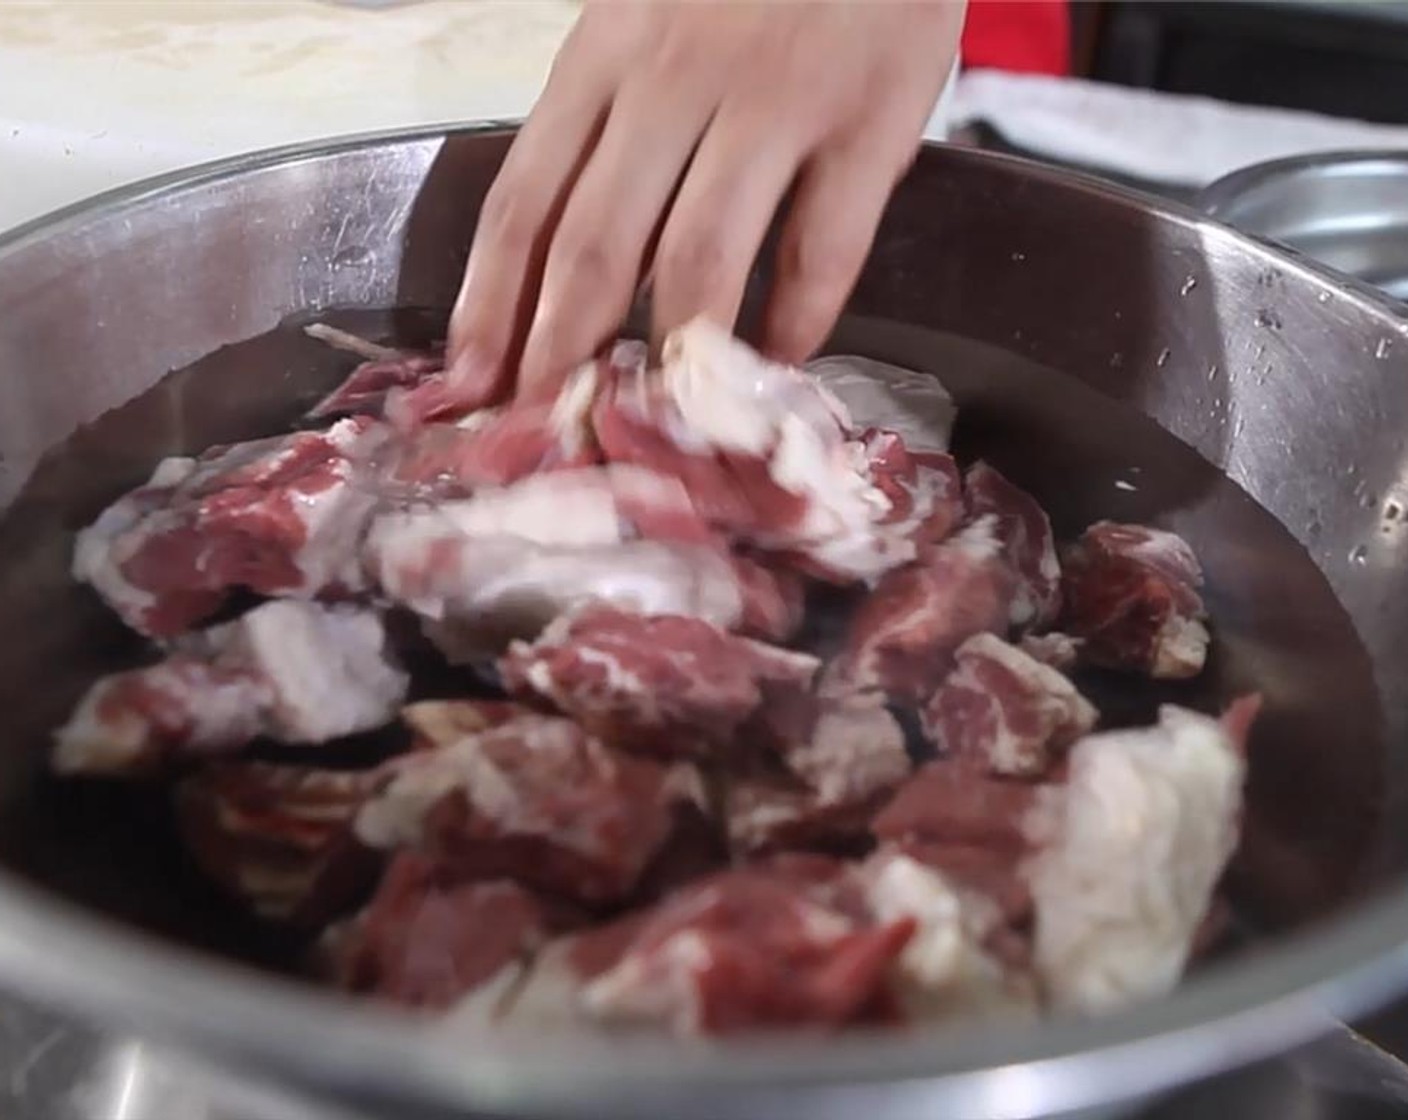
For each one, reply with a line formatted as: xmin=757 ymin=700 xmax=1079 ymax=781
xmin=444 ymin=0 xmax=965 ymax=404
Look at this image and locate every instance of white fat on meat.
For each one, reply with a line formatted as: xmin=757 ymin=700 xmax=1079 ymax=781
xmin=372 ymin=528 xmax=744 ymax=646
xmin=805 ymin=355 xmax=957 ymax=453
xmin=71 ymin=456 xmax=199 ymax=626
xmin=1022 ymin=705 xmax=1245 ymax=1015
xmin=192 ymin=600 xmax=409 ymax=743
xmin=784 ymin=695 xmax=911 ymax=807
xmin=53 ymin=662 xmax=270 ymax=776
xmin=660 ymin=319 xmax=904 ymax=582
xmin=53 ymin=601 xmax=406 ymax=775
xmin=863 ymin=850 xmax=1035 ymax=1021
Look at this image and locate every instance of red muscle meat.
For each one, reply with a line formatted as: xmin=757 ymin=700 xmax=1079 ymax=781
xmin=52 ymin=601 xmax=408 ymax=776
xmin=823 ymin=518 xmax=1014 ymax=703
xmin=922 ymin=633 xmax=1097 ymax=778
xmin=499 ymin=606 xmax=819 ymax=760
xmin=73 ymin=417 xmax=387 ymax=637
xmin=309 ymin=354 xmax=444 ymax=419
xmin=1060 ymin=521 xmax=1209 ymax=679
xmin=508 ymin=861 xmax=914 ymax=1035
xmin=964 ymin=462 xmax=1061 ymax=630
xmin=335 ymin=852 xmax=548 ymax=1010
xmin=176 ymin=762 xmax=384 ymax=926
xmin=873 ymin=759 xmax=1038 ymax=856
xmin=355 ymin=705 xmax=710 ymax=905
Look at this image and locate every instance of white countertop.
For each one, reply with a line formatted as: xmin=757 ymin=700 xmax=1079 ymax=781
xmin=0 ymin=0 xmax=578 ymax=233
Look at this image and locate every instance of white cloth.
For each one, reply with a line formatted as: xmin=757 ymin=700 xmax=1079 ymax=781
xmin=950 ymin=70 xmax=1408 ymax=188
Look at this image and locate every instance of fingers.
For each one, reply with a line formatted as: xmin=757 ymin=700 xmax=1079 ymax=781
xmin=648 ymin=106 xmax=806 ymax=354
xmin=759 ymin=138 xmax=912 ymax=365
xmin=516 ymin=75 xmax=715 ymax=395
xmin=445 ymin=52 xmax=614 ymax=403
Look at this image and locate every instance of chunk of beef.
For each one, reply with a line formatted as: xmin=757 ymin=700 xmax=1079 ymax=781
xmin=805 ymin=355 xmax=957 ymax=454
xmin=380 ymin=359 xmax=605 ymax=497
xmin=823 ymin=518 xmax=1013 ymax=703
xmin=859 ymin=848 xmax=1037 ymax=1022
xmin=1022 ymin=701 xmax=1254 ymax=1014
xmin=724 ymin=694 xmax=910 ymax=856
xmin=595 ymin=319 xmax=928 ymax=584
xmin=303 ymin=322 xmax=444 ymax=419
xmin=334 ymin=852 xmax=548 ymax=1010
xmin=499 ymin=606 xmax=818 ymax=760
xmin=73 ymin=417 xmax=387 ymax=637
xmin=873 ymin=759 xmax=1037 ymax=856
xmin=355 ymin=707 xmax=709 ymax=905
xmin=1017 ymin=631 xmax=1084 ymax=673
xmin=729 ymin=552 xmax=808 ymax=642
xmin=964 ymin=462 xmax=1061 ymax=631
xmin=1060 ymin=522 xmax=1209 ymax=679
xmin=505 ymin=861 xmax=914 ymax=1035
xmin=861 ymin=431 xmax=964 ymax=550
xmin=176 ymin=762 xmax=383 ymax=926
xmin=921 ymin=633 xmax=1097 ymax=778
xmin=53 ymin=601 xmax=408 ymax=775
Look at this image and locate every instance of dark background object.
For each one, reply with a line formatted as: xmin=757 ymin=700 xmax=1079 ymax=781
xmin=1080 ymin=0 xmax=1408 ymax=125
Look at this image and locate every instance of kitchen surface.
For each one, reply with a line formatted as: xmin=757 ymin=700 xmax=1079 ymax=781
xmin=5 ymin=2 xmax=1408 ymax=1119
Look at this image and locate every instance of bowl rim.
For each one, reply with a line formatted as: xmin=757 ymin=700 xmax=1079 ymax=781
xmin=1196 ymin=147 xmax=1408 ymax=221
xmin=4 ymin=123 xmax=1408 ymax=1120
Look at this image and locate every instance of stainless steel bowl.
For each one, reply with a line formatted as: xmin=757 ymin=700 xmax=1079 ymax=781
xmin=1199 ymin=150 xmax=1408 ymax=301
xmin=3 ymin=126 xmax=1408 ymax=1120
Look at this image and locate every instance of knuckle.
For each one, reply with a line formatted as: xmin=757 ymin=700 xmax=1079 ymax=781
xmin=657 ymin=227 xmax=730 ymax=292
xmin=549 ymin=229 xmax=622 ymax=290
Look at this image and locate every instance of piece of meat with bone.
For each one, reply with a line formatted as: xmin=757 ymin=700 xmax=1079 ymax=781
xmin=922 ymin=633 xmax=1098 ymax=779
xmin=334 ymin=852 xmax=549 ymax=1011
xmin=499 ymin=605 xmax=819 ymax=760
xmin=1022 ymin=700 xmax=1256 ymax=1015
xmin=303 ymin=323 xmax=445 ymax=419
xmin=1060 ymin=521 xmax=1209 ymax=679
xmin=73 ymin=417 xmax=387 ymax=637
xmin=176 ymin=762 xmax=384 ymax=926
xmin=503 ymin=859 xmax=915 ymax=1035
xmin=822 ymin=518 xmax=1013 ymax=703
xmin=964 ymin=462 xmax=1062 ymax=631
xmin=355 ymin=704 xmax=710 ymax=905
xmin=52 ymin=601 xmax=408 ymax=776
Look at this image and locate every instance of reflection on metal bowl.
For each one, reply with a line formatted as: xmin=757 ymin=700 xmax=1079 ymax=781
xmin=1199 ymin=150 xmax=1408 ymax=301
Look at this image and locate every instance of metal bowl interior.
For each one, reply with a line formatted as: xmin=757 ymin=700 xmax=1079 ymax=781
xmin=2 ymin=127 xmax=1408 ymax=1120
xmin=1199 ymin=150 xmax=1408 ymax=301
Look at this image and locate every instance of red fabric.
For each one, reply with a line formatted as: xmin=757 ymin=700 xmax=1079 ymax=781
xmin=960 ymin=0 xmax=1071 ymax=77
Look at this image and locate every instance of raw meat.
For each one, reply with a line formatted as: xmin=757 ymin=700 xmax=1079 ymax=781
xmin=964 ymin=462 xmax=1062 ymax=631
xmin=860 ymin=848 xmax=1036 ymax=1021
xmin=53 ymin=601 xmax=408 ymax=775
xmin=861 ymin=430 xmax=964 ymax=549
xmin=873 ymin=759 xmax=1037 ymax=857
xmin=303 ymin=322 xmax=445 ymax=419
xmin=729 ymin=552 xmax=808 ymax=642
xmin=1017 ymin=632 xmax=1084 ymax=673
xmin=1060 ymin=522 xmax=1209 ymax=679
xmin=379 ymin=359 xmax=604 ymax=497
xmin=499 ymin=606 xmax=819 ymax=760
xmin=506 ymin=860 xmax=914 ymax=1035
xmin=355 ymin=706 xmax=710 ymax=905
xmin=176 ymin=762 xmax=383 ymax=926
xmin=921 ymin=633 xmax=1097 ymax=778
xmin=334 ymin=852 xmax=547 ymax=1010
xmin=823 ymin=518 xmax=1013 ymax=703
xmin=805 ymin=355 xmax=957 ymax=453
xmin=73 ymin=418 xmax=388 ymax=637
xmin=1022 ymin=702 xmax=1253 ymax=1014
xmin=595 ymin=319 xmax=932 ymax=584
